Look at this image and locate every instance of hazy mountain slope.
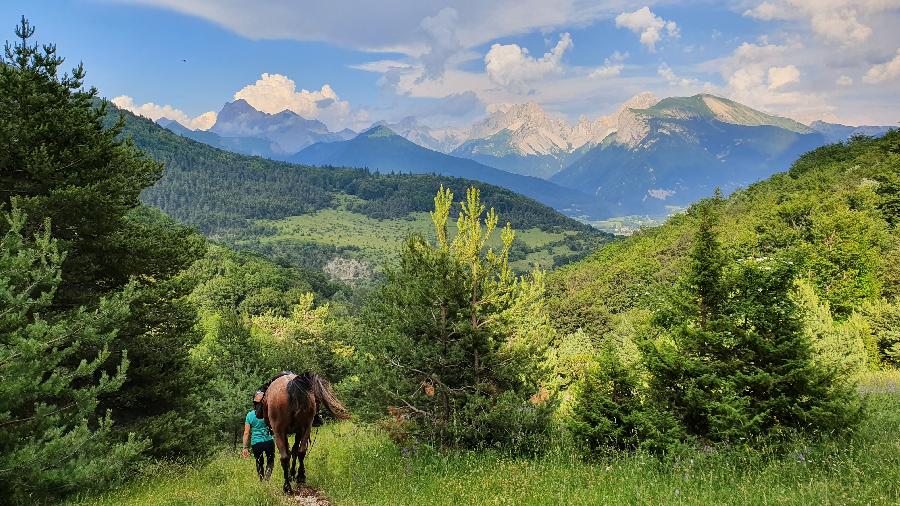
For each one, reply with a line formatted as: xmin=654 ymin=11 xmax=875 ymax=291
xmin=160 ymin=119 xmax=276 ymax=158
xmin=552 ymin=94 xmax=827 ymax=216
xmin=208 ymin=99 xmax=352 ymax=156
xmin=810 ymin=120 xmax=895 ymax=143
xmin=290 ymin=125 xmax=607 ymax=219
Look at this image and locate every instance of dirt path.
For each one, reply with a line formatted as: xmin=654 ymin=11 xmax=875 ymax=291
xmin=291 ymin=485 xmax=331 ymax=506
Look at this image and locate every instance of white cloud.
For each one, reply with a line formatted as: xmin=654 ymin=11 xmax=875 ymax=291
xmin=111 ymin=95 xmax=217 ymax=130
xmin=589 ymin=51 xmax=627 ymax=79
xmin=863 ymin=48 xmax=900 ymax=83
xmin=233 ymin=73 xmax=365 ymax=130
xmin=705 ymin=41 xmax=836 ymax=123
xmin=119 ymin=1 xmax=620 ymax=66
xmin=767 ymin=64 xmax=800 ymax=89
xmin=615 ymin=6 xmax=679 ymax=52
xmin=484 ymin=32 xmax=573 ymax=91
xmin=836 ymin=74 xmax=854 ymax=86
xmin=418 ymin=7 xmax=462 ymax=79
xmin=742 ymin=1 xmax=900 ymax=46
xmin=743 ymin=1 xmax=781 ymax=21
xmin=658 ymin=63 xmax=700 ymax=88
xmin=349 ymin=60 xmax=413 ymax=73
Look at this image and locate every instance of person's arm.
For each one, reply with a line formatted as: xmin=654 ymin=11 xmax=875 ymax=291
xmin=241 ymin=422 xmax=251 ymax=458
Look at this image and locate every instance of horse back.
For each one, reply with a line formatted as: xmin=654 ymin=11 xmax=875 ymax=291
xmin=264 ymin=373 xmax=296 ymax=432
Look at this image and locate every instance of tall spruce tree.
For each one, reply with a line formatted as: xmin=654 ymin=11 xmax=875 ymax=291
xmin=0 ymin=208 xmax=147 ymax=503
xmin=0 ymin=18 xmax=208 ymax=457
xmin=644 ymin=195 xmax=860 ymax=443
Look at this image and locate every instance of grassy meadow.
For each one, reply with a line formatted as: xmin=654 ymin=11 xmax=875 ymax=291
xmin=75 ymin=372 xmax=900 ymax=506
xmin=248 ymin=208 xmax=579 ymax=273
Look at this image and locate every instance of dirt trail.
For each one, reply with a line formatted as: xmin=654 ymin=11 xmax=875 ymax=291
xmin=291 ymin=485 xmax=331 ymax=506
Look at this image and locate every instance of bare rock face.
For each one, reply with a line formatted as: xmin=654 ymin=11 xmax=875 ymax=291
xmin=613 ymin=108 xmax=652 ymax=149
xmin=323 ymin=256 xmax=372 ymax=282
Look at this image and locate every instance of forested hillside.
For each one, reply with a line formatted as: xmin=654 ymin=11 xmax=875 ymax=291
xmin=549 ymin=131 xmax=900 ymax=370
xmin=110 ymin=105 xmax=609 ymax=274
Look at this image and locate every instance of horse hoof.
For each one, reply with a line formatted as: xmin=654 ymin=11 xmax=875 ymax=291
xmin=283 ymin=484 xmax=293 ymax=495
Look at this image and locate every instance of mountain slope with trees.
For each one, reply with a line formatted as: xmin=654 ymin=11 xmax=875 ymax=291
xmin=549 ymin=131 xmax=900 ymax=371
xmin=109 ymin=107 xmax=609 ymax=273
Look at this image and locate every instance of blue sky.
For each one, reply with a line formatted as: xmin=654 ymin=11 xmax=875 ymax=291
xmin=2 ymin=1 xmax=898 ymax=130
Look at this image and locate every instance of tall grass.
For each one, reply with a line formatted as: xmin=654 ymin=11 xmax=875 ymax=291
xmin=307 ymin=393 xmax=899 ymax=505
xmin=75 ymin=377 xmax=899 ymax=506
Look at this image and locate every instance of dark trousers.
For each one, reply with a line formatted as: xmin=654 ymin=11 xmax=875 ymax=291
xmin=252 ymin=440 xmax=275 ymax=480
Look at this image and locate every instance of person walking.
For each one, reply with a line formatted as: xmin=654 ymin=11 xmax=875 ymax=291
xmin=242 ymin=391 xmax=275 ymax=480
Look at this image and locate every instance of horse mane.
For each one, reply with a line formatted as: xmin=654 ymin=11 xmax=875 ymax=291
xmin=287 ymin=372 xmax=350 ymax=420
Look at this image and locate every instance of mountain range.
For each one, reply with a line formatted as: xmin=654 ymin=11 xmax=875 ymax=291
xmin=289 ymin=125 xmax=606 ymax=219
xmin=157 ymin=93 xmax=895 ymax=222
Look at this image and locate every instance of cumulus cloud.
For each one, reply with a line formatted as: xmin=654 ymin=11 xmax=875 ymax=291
xmin=615 ymin=7 xmax=679 ymax=51
xmin=705 ymin=41 xmax=837 ymax=123
xmin=742 ymin=1 xmax=900 ymax=46
xmin=658 ymin=63 xmax=700 ymax=87
xmin=418 ymin=7 xmax=462 ymax=80
xmin=767 ymin=64 xmax=800 ymax=89
xmin=484 ymin=32 xmax=573 ymax=91
xmin=111 ymin=95 xmax=217 ymax=130
xmin=589 ymin=51 xmax=627 ymax=79
xmin=863 ymin=48 xmax=900 ymax=83
xmin=836 ymin=74 xmax=854 ymax=86
xmin=233 ymin=73 xmax=365 ymax=129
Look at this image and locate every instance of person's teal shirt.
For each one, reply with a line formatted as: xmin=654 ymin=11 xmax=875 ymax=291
xmin=245 ymin=411 xmax=273 ymax=445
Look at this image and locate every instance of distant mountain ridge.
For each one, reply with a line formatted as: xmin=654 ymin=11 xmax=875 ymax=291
xmin=153 ymin=93 xmax=894 ymax=222
xmin=810 ymin=120 xmax=895 ymax=143
xmin=210 ymin=99 xmax=354 ymax=155
xmin=551 ymin=94 xmax=827 ymax=216
xmin=290 ymin=125 xmax=607 ymax=220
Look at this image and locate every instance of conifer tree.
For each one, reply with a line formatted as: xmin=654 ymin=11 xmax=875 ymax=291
xmin=356 ymin=186 xmax=552 ymax=450
xmin=0 ymin=208 xmax=146 ymax=503
xmin=0 ymin=19 xmax=207 ymax=457
xmin=644 ymin=195 xmax=860 ymax=442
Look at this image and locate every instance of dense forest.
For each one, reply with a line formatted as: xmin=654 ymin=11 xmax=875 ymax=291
xmin=2 ymin=19 xmax=898 ymax=505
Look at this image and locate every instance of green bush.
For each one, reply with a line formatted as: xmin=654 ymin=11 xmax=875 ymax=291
xmin=567 ymin=345 xmax=684 ymax=454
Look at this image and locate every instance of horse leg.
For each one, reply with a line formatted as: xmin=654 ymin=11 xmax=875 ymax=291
xmin=296 ymin=417 xmax=314 ymax=484
xmin=289 ymin=435 xmax=300 ymax=483
xmin=273 ymin=431 xmax=293 ymax=495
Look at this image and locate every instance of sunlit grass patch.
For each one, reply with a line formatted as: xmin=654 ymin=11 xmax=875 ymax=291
xmin=71 ymin=451 xmax=288 ymax=506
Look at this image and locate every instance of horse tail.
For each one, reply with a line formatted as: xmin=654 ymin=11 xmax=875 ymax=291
xmin=311 ymin=374 xmax=351 ymax=420
xmin=287 ymin=374 xmax=307 ymax=414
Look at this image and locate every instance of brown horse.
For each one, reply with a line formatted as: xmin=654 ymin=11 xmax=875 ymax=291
xmin=259 ymin=372 xmax=350 ymax=494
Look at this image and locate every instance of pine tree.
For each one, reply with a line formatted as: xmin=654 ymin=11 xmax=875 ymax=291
xmin=644 ymin=196 xmax=860 ymax=443
xmin=356 ymin=186 xmax=552 ymax=450
xmin=567 ymin=343 xmax=683 ymax=453
xmin=0 ymin=208 xmax=146 ymax=503
xmin=0 ymin=19 xmax=208 ymax=458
